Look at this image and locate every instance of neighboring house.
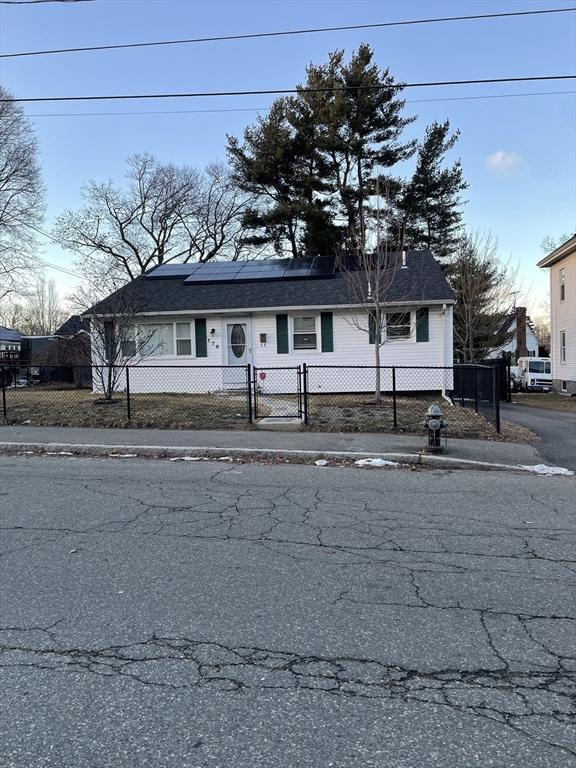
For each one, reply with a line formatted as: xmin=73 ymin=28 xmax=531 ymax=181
xmin=486 ymin=306 xmax=540 ymax=362
xmin=54 ymin=315 xmax=91 ymax=338
xmin=86 ymin=250 xmax=454 ymax=394
xmin=537 ymin=235 xmax=576 ymax=394
xmin=0 ymin=326 xmax=21 ymax=360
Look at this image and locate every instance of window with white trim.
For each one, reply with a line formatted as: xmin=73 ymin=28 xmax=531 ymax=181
xmin=175 ymin=322 xmax=192 ymax=356
xmin=293 ymin=316 xmax=317 ymax=350
xmin=138 ymin=323 xmax=175 ymax=357
xmin=560 ymin=331 xmax=566 ymax=363
xmin=560 ymin=268 xmax=565 ymax=301
xmin=385 ymin=312 xmax=411 ymax=340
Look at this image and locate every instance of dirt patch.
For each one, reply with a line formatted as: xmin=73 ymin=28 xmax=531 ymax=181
xmin=511 ymin=392 xmax=576 ymax=413
xmin=2 ymin=388 xmax=256 ymax=430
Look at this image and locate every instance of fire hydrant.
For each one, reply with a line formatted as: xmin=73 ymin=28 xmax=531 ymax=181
xmin=422 ymin=403 xmax=447 ymax=451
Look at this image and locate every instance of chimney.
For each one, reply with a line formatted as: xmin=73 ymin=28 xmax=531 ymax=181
xmin=515 ymin=306 xmax=529 ymax=359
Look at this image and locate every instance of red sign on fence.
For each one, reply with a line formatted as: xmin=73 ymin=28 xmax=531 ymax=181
xmin=259 ymin=371 xmax=267 ymax=381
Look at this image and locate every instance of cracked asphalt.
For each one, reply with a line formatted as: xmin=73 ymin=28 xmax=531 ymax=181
xmin=0 ymin=456 xmax=575 ymax=767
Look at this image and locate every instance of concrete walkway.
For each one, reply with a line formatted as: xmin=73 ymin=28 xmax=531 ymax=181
xmin=0 ymin=424 xmax=543 ymax=466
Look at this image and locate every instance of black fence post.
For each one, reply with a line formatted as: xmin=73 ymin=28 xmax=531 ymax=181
xmin=494 ymin=366 xmax=501 ymax=433
xmin=1 ymin=367 xmax=6 ymax=421
xmin=302 ymin=363 xmax=309 ymax=425
xmin=125 ymin=365 xmax=131 ymax=423
xmin=473 ymin=367 xmax=479 ymax=413
xmin=297 ymin=364 xmax=302 ymax=419
xmin=246 ymin=363 xmax=253 ymax=424
xmin=392 ymin=365 xmax=397 ymax=430
xmin=252 ymin=366 xmax=258 ymax=421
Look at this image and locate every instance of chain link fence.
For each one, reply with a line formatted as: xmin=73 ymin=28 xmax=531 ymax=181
xmin=1 ymin=361 xmax=500 ymax=435
xmin=303 ymin=364 xmax=500 ymax=436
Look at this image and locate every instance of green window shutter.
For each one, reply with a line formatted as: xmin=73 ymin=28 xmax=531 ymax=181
xmin=276 ymin=314 xmax=289 ymax=354
xmin=368 ymin=311 xmax=377 ymax=345
xmin=320 ymin=312 xmax=333 ymax=353
xmin=416 ymin=308 xmax=429 ymax=343
xmin=195 ymin=318 xmax=207 ymax=357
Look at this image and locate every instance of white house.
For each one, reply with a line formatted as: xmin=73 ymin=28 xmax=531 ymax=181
xmin=486 ymin=306 xmax=540 ymax=362
xmin=0 ymin=326 xmax=21 ymax=356
xmin=87 ymin=251 xmax=454 ymax=395
xmin=537 ymin=235 xmax=576 ymax=394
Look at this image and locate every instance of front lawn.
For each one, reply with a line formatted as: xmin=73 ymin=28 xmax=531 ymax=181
xmin=306 ymin=393 xmax=534 ymax=442
xmin=2 ymin=387 xmax=253 ymax=430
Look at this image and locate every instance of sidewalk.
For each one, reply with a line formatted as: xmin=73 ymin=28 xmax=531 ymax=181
xmin=0 ymin=424 xmax=543 ymax=467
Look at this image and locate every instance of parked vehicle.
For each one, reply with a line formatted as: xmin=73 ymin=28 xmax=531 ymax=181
xmin=516 ymin=357 xmax=552 ymax=391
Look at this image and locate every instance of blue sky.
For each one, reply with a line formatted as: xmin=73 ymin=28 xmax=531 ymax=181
xmin=1 ymin=0 xmax=575 ymax=312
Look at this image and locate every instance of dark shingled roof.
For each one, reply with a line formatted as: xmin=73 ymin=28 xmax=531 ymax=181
xmin=0 ymin=325 xmax=21 ymax=342
xmin=87 ymin=250 xmax=453 ymax=316
xmin=54 ymin=315 xmax=91 ymax=336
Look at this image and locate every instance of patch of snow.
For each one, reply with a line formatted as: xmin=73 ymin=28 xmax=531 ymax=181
xmin=109 ymin=453 xmax=138 ymax=459
xmin=315 ymin=459 xmax=329 ymax=466
xmin=355 ymin=458 xmax=399 ymax=467
xmin=216 ymin=456 xmax=232 ymax=461
xmin=520 ymin=464 xmax=574 ymax=476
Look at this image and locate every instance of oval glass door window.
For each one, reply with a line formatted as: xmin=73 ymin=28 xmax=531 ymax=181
xmin=230 ymin=324 xmax=246 ymax=358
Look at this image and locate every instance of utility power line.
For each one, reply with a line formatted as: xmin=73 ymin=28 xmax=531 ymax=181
xmin=4 ymin=76 xmax=575 ymax=104
xmin=25 ymin=90 xmax=576 ymax=118
xmin=0 ymin=0 xmax=93 ymax=5
xmin=1 ymin=7 xmax=573 ymax=58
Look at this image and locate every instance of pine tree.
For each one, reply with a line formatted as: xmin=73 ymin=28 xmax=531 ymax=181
xmin=299 ymin=44 xmax=415 ymax=254
xmin=396 ymin=120 xmax=468 ymax=262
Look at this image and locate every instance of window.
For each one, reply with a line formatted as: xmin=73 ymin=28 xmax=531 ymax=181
xmin=560 ymin=268 xmax=565 ymax=301
xmin=529 ymin=361 xmax=551 ymax=374
xmin=138 ymin=323 xmax=174 ymax=357
xmin=293 ymin=316 xmax=317 ymax=350
xmin=386 ymin=312 xmax=411 ymax=340
xmin=175 ymin=322 xmax=192 ymax=356
xmin=560 ymin=331 xmax=566 ymax=364
xmin=121 ymin=328 xmax=136 ymax=358
xmin=561 ymin=381 xmax=568 ymax=392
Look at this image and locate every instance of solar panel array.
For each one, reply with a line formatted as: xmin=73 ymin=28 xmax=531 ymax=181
xmin=146 ymin=256 xmax=336 ymax=284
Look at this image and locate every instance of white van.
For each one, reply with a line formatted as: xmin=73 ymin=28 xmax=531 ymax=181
xmin=517 ymin=357 xmax=552 ymax=391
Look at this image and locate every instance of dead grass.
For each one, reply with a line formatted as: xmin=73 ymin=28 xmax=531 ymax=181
xmin=3 ymin=388 xmax=254 ymax=430
xmin=306 ymin=393 xmax=531 ymax=442
xmin=511 ymin=392 xmax=576 ymax=412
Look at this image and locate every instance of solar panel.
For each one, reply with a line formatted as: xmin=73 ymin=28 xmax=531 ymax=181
xmin=152 ymin=257 xmax=339 ymax=285
xmin=147 ymin=263 xmax=201 ymax=279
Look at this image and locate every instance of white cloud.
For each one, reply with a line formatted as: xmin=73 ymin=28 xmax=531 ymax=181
xmin=486 ymin=150 xmax=525 ymax=177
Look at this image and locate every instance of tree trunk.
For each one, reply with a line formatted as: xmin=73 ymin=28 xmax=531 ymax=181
xmin=374 ymin=334 xmax=381 ymax=403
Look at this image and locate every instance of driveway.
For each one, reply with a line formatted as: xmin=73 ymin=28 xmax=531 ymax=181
xmin=501 ymin=403 xmax=576 ymax=471
xmin=0 ymin=456 xmax=575 ymax=767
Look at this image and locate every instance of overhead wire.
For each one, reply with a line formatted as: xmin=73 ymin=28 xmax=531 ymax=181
xmin=25 ymin=90 xmax=576 ymax=118
xmin=4 ymin=75 xmax=576 ymax=104
xmin=1 ymin=7 xmax=573 ymax=58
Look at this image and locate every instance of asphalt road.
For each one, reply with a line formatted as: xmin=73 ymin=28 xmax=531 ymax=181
xmin=501 ymin=403 xmax=576 ymax=471
xmin=1 ymin=456 xmax=575 ymax=768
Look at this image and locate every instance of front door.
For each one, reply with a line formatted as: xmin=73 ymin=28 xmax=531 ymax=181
xmin=224 ymin=321 xmax=249 ymax=389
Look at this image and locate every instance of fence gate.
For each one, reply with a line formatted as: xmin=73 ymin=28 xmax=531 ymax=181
xmin=253 ymin=366 xmax=303 ymax=420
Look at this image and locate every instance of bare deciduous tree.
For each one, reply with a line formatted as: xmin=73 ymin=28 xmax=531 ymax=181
xmin=337 ymin=192 xmax=421 ymax=400
xmin=82 ymin=281 xmax=159 ymax=401
xmin=19 ymin=275 xmax=67 ymax=335
xmin=54 ymin=155 xmax=252 ymax=288
xmin=451 ymin=231 xmax=518 ymax=362
xmin=0 ymin=87 xmax=44 ymax=300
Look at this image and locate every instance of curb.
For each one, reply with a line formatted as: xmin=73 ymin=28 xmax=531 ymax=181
xmin=0 ymin=440 xmax=539 ymax=473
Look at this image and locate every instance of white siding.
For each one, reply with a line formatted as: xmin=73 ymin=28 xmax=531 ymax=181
xmin=549 ymin=250 xmax=576 ymax=387
xmin=486 ymin=319 xmax=539 ymax=359
xmin=98 ymin=305 xmax=454 ymax=394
